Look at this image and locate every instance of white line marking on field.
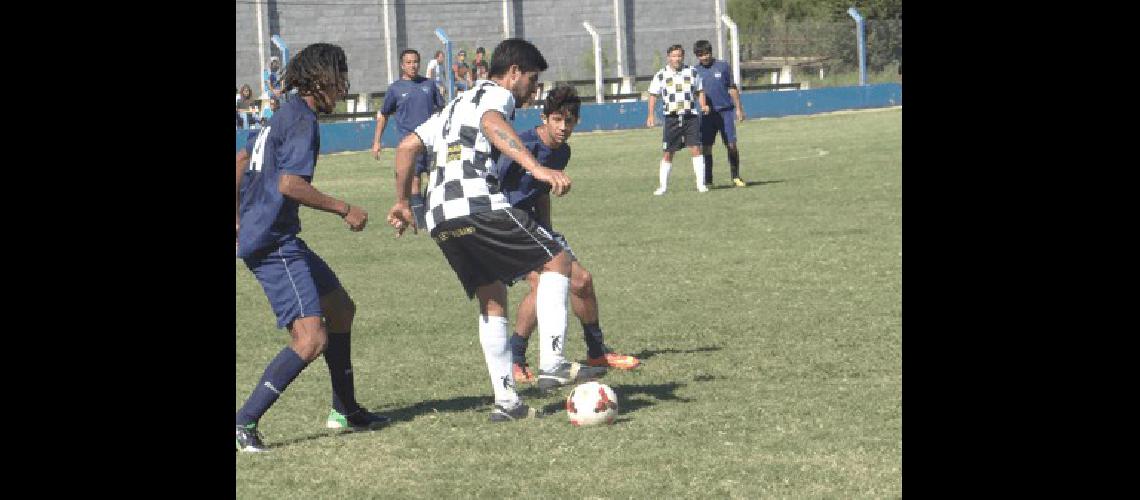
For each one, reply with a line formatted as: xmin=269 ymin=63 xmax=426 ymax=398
xmin=772 ymin=149 xmax=830 ymax=163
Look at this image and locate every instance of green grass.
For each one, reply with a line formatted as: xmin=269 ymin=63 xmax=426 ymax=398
xmin=236 ymin=107 xmax=902 ymax=498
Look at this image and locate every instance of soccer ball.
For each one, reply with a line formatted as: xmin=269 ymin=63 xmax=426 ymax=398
xmin=566 ymin=381 xmax=619 ymax=426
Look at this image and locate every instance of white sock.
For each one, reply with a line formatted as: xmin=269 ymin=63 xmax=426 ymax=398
xmin=536 ymin=271 xmax=570 ymax=372
xmin=658 ymin=160 xmax=672 ymax=190
xmin=478 ymin=315 xmax=520 ymax=408
xmin=692 ymin=155 xmax=706 ymax=188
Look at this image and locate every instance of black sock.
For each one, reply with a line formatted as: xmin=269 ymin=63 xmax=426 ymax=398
xmin=509 ymin=333 xmax=529 ymax=365
xmin=728 ymin=149 xmax=740 ymax=179
xmin=324 ymin=331 xmax=360 ymax=415
xmin=237 ymin=347 xmax=309 ymax=426
xmin=582 ymin=322 xmax=606 ymax=359
xmin=703 ymin=154 xmax=714 ymax=184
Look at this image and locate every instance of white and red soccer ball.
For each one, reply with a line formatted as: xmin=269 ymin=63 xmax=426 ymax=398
xmin=566 ymin=382 xmax=619 ymax=426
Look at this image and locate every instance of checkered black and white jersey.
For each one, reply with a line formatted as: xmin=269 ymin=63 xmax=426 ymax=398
xmin=647 ymin=65 xmax=703 ymax=115
xmin=414 ymin=80 xmax=516 ymax=232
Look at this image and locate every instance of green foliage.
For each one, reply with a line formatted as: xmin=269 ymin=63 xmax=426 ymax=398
xmin=237 ymin=107 xmax=902 ymax=498
xmin=580 ymin=44 xmax=612 ymax=77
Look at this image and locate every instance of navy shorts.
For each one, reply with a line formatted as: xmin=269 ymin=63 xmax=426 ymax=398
xmin=414 ymin=151 xmax=432 ymax=176
xmin=700 ymin=108 xmax=737 ymax=146
xmin=242 ymin=236 xmax=342 ymax=329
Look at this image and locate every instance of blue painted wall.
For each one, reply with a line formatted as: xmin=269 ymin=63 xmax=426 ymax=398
xmin=237 ymin=83 xmax=901 ymax=153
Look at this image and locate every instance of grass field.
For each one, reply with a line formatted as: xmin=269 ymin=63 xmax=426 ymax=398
xmin=236 ymin=107 xmax=902 ymax=498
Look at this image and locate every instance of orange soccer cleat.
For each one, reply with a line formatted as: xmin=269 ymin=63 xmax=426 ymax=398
xmin=587 ymin=351 xmax=641 ymax=370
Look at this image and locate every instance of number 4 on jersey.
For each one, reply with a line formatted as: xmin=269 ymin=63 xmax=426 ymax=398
xmin=248 ymin=127 xmax=272 ymax=172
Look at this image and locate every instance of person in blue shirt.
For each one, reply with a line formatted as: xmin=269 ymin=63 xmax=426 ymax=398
xmin=492 ymin=86 xmax=642 ymax=384
xmin=263 ymin=56 xmax=285 ymax=100
xmin=371 ymin=49 xmax=445 ymax=229
xmin=235 ymin=43 xmax=389 ymax=453
xmin=692 ymin=40 xmax=747 ymax=188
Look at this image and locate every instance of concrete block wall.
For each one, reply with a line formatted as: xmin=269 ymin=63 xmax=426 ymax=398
xmin=236 ymin=0 xmax=724 ymax=95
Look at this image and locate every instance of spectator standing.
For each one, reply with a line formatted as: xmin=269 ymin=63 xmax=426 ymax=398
xmin=263 ymin=56 xmax=285 ymax=100
xmin=472 ymin=47 xmax=490 ymax=81
xmin=425 ymin=50 xmax=446 ymax=95
xmin=452 ymin=49 xmax=472 ymax=92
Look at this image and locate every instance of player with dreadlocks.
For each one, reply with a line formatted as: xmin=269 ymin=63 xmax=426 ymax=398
xmin=235 ymin=43 xmax=390 ymax=452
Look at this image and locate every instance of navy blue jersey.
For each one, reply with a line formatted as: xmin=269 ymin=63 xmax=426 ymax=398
xmin=237 ymin=95 xmax=320 ymax=258
xmin=492 ymin=127 xmax=571 ymax=215
xmin=694 ymin=59 xmax=735 ymax=111
xmin=381 ymin=76 xmax=445 ymax=137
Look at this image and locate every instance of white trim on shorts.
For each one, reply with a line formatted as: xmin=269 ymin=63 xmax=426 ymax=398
xmin=503 ymin=209 xmax=554 ymax=258
xmin=277 ymin=247 xmax=306 ymax=319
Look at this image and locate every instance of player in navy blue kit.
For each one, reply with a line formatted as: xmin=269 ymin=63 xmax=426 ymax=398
xmin=492 ymin=86 xmax=641 ymax=384
xmin=386 ymin=39 xmax=605 ymax=422
xmin=693 ymin=40 xmax=747 ymax=188
xmin=235 ymin=43 xmax=389 ymax=452
xmin=371 ymin=49 xmax=445 ymax=229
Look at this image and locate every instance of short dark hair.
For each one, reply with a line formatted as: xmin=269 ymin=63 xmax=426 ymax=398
xmin=667 ymin=44 xmax=684 ymax=55
xmin=693 ymin=40 xmax=713 ymax=55
xmin=434 ymin=50 xmax=444 ymax=57
xmin=283 ymin=43 xmax=349 ymax=97
xmin=488 ymin=38 xmax=548 ymax=78
xmin=476 ymin=47 xmax=485 ymax=54
xmin=400 ymin=49 xmax=420 ymax=61
xmin=542 ymin=86 xmax=581 ymax=120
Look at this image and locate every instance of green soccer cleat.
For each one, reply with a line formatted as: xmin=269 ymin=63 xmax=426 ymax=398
xmin=326 ymin=408 xmax=392 ymax=431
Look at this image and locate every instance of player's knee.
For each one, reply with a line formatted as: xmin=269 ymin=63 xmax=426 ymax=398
xmin=726 ymin=143 xmax=738 ymax=153
xmin=571 ymin=268 xmax=593 ymax=296
xmin=290 ymin=322 xmax=328 ymax=361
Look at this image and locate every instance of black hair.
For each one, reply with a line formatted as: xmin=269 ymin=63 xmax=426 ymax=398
xmin=400 ymin=49 xmax=420 ymax=61
xmin=488 ymin=38 xmax=548 ymax=78
xmin=693 ymin=40 xmax=713 ymax=55
xmin=667 ymin=44 xmax=684 ymax=55
xmin=282 ymin=43 xmax=349 ymax=97
xmin=476 ymin=47 xmax=485 ymax=54
xmin=542 ymin=86 xmax=581 ymax=120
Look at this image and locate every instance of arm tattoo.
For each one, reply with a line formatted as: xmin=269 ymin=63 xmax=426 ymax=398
xmin=494 ymin=129 xmax=522 ymax=151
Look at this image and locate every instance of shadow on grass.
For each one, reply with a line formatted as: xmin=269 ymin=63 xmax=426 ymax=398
xmin=627 ymin=345 xmax=723 ymax=361
xmin=708 ymin=179 xmax=785 ymax=190
xmin=272 ymin=396 xmax=494 ymax=448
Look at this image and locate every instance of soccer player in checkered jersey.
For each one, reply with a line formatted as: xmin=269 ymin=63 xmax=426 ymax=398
xmin=646 ymin=44 xmax=710 ymax=195
xmin=235 ymin=43 xmax=390 ymax=453
xmin=385 ymin=39 xmax=607 ymax=422
xmin=489 ymin=86 xmax=642 ymax=385
xmin=693 ymin=39 xmax=747 ymax=188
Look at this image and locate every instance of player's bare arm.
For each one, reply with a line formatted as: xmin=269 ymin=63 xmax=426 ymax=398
xmin=372 ymin=112 xmax=390 ymax=160
xmin=700 ymin=91 xmax=710 ymax=115
xmin=646 ymin=95 xmax=657 ymax=128
xmin=278 ymin=174 xmax=368 ymax=231
xmin=730 ymin=86 xmax=745 ymax=120
xmin=481 ymin=110 xmax=571 ymax=196
xmin=236 ymin=149 xmax=250 ymax=227
xmin=386 ymin=132 xmax=423 ymax=236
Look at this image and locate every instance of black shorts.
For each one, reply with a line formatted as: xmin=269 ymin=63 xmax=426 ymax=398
xmin=662 ymin=114 xmax=702 ymax=152
xmin=432 ymin=208 xmax=562 ymax=299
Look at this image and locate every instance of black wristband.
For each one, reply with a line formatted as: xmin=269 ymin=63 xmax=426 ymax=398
xmin=341 ymin=203 xmax=350 ymax=218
